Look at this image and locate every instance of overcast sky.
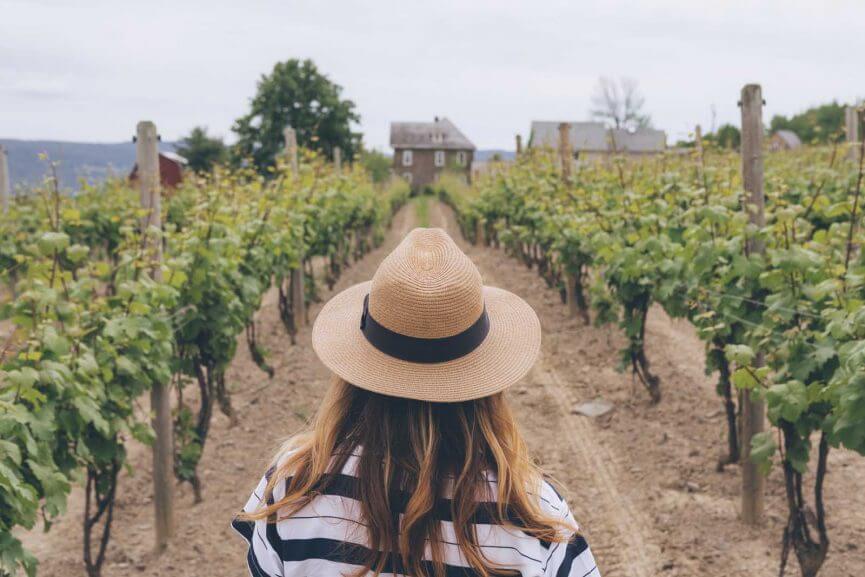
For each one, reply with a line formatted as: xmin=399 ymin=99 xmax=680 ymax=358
xmin=2 ymin=0 xmax=863 ymax=151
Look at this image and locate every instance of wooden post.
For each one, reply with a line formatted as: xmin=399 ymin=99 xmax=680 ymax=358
xmin=334 ymin=146 xmax=342 ymax=173
xmin=846 ymin=106 xmax=860 ymax=144
xmin=515 ymin=134 xmax=523 ymax=158
xmin=283 ymin=126 xmax=298 ymax=173
xmin=136 ymin=121 xmax=174 ymax=550
xmin=695 ymin=124 xmax=706 ymax=185
xmin=474 ymin=219 xmax=484 ymax=246
xmin=0 ymin=145 xmax=9 ymax=214
xmin=290 ymin=267 xmax=306 ymax=327
xmin=565 ymin=272 xmax=578 ymax=318
xmin=739 ymin=84 xmax=766 ymax=526
xmin=283 ymin=126 xmax=305 ymax=326
xmin=558 ymin=122 xmax=572 ymax=182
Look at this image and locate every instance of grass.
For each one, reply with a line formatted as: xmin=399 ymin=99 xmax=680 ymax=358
xmin=413 ymin=194 xmax=430 ymax=227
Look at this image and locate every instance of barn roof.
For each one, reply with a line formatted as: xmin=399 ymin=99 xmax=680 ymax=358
xmin=773 ymin=129 xmax=802 ymax=149
xmin=529 ymin=121 xmax=666 ymax=153
xmin=609 ymin=128 xmax=667 ymax=152
xmin=161 ymin=151 xmax=188 ymax=165
xmin=530 ymin=121 xmax=608 ymax=150
xmin=390 ymin=117 xmax=475 ymax=150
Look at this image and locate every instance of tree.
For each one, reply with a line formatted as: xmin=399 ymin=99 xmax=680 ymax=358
xmin=770 ymin=102 xmax=846 ymax=144
xmin=711 ymin=124 xmax=741 ymax=150
xmin=175 ymin=127 xmax=227 ymax=173
xmin=232 ymin=59 xmax=360 ymax=171
xmin=590 ymin=77 xmax=651 ymax=130
xmin=359 ymin=148 xmax=391 ymax=184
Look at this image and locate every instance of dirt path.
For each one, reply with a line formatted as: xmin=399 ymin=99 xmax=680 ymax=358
xmin=427 ymin=202 xmax=659 ymax=577
xmin=28 ymin=199 xmax=865 ymax=577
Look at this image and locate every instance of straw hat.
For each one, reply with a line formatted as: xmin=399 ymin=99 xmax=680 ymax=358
xmin=312 ymin=228 xmax=541 ymax=402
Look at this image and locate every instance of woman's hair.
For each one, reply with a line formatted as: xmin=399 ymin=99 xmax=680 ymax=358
xmin=242 ymin=376 xmax=575 ymax=577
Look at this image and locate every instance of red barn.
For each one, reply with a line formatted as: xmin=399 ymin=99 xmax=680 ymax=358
xmin=129 ymin=151 xmax=187 ymax=189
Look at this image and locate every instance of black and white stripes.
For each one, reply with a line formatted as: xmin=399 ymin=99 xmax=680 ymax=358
xmin=232 ymin=454 xmax=599 ymax=577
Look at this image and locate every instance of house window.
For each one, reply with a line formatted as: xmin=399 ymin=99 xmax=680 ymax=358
xmin=434 ymin=150 xmax=445 ymax=167
xmin=402 ymin=150 xmax=413 ymax=167
xmin=456 ymin=151 xmax=467 ymax=166
xmin=402 ymin=172 xmax=413 ymax=184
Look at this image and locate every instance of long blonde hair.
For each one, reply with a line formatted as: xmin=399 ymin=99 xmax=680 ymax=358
xmin=242 ymin=377 xmax=575 ymax=577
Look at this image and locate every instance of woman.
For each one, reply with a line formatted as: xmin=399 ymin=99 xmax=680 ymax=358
xmin=233 ymin=228 xmax=600 ymax=577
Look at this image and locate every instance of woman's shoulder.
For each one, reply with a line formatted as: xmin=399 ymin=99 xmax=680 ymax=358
xmin=538 ymin=477 xmax=570 ymax=517
xmin=537 ymin=478 xmax=581 ymax=540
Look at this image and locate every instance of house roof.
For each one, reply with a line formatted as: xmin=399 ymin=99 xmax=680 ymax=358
xmin=528 ymin=121 xmax=666 ymax=153
xmin=390 ymin=117 xmax=475 ymax=150
xmin=773 ymin=129 xmax=802 ymax=148
xmin=161 ymin=151 xmax=188 ymax=165
xmin=609 ymin=128 xmax=667 ymax=152
xmin=530 ymin=121 xmax=608 ymax=150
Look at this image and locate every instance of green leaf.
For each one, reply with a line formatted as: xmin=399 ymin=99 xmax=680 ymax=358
xmin=725 ymin=344 xmax=755 ymax=366
xmin=37 ymin=231 xmax=70 ymax=255
xmin=732 ymin=367 xmax=759 ymax=390
xmin=767 ymin=381 xmax=809 ymax=423
xmin=71 ymin=397 xmax=110 ymax=436
xmin=750 ymin=431 xmax=777 ymax=475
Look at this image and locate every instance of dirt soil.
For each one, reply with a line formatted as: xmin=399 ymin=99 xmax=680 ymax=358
xmin=26 ymin=200 xmax=865 ymax=577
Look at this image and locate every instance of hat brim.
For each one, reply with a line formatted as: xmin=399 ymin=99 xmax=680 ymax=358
xmin=312 ymin=281 xmax=541 ymax=402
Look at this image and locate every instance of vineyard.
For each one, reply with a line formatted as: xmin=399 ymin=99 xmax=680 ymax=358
xmin=0 ymin=128 xmax=409 ymax=576
xmin=438 ymin=107 xmax=865 ymax=576
xmin=2 ymin=105 xmax=865 ymax=577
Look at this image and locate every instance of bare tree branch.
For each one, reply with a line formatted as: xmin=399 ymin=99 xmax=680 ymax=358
xmin=590 ymin=77 xmax=652 ymax=130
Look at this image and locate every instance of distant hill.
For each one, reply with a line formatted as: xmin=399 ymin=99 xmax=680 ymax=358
xmin=0 ymin=139 xmax=178 ymax=191
xmin=474 ymin=149 xmax=516 ymax=162
xmin=0 ymin=141 xmax=517 ymax=191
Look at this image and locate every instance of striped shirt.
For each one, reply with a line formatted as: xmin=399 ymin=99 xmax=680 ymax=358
xmin=232 ymin=451 xmax=599 ymax=577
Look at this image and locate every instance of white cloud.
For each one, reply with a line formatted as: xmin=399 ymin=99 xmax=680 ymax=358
xmin=0 ymin=0 xmax=863 ymax=149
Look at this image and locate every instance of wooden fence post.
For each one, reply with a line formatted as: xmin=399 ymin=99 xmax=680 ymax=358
xmin=515 ymin=134 xmax=522 ymax=158
xmin=136 ymin=121 xmax=174 ymax=550
xmin=739 ymin=84 xmax=766 ymax=526
xmin=333 ymin=147 xmax=342 ymax=173
xmin=283 ymin=126 xmax=299 ymax=173
xmin=0 ymin=145 xmax=9 ymax=214
xmin=558 ymin=122 xmax=572 ymax=182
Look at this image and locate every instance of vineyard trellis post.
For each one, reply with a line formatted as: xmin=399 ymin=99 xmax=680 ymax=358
xmin=334 ymin=146 xmax=342 ymax=173
xmin=846 ymin=105 xmax=860 ymax=144
xmin=695 ymin=124 xmax=707 ymax=189
xmin=558 ymin=122 xmax=572 ymax=182
xmin=739 ymin=84 xmax=766 ymax=526
xmin=136 ymin=120 xmax=175 ymax=550
xmin=515 ymin=134 xmax=522 ymax=158
xmin=847 ymin=106 xmax=862 ymax=162
xmin=694 ymin=124 xmax=704 ymax=161
xmin=0 ymin=144 xmax=9 ymax=214
xmin=283 ymin=126 xmax=299 ymax=173
xmin=283 ymin=126 xmax=306 ymax=328
xmin=558 ymin=122 xmax=580 ymax=317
